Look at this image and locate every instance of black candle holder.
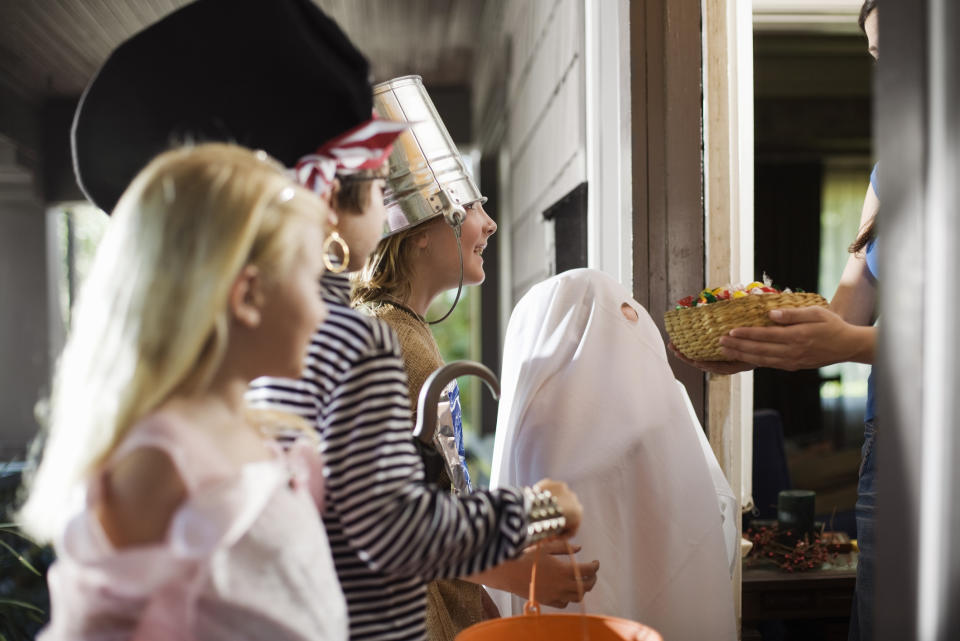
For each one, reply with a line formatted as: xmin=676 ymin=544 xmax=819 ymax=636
xmin=777 ymin=489 xmax=816 ymax=542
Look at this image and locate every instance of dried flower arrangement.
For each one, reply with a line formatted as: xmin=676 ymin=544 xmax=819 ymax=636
xmin=744 ymin=522 xmax=842 ymax=572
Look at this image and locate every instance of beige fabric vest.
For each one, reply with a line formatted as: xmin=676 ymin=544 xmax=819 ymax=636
xmin=363 ymin=303 xmax=498 ymax=641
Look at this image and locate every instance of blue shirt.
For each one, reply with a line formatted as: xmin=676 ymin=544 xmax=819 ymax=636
xmin=865 ymin=164 xmax=879 ymax=421
xmin=866 ymin=164 xmax=879 ymax=280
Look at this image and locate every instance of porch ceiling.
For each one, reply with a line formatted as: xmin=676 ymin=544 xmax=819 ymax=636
xmin=753 ymin=0 xmax=864 ymax=33
xmin=0 ymin=0 xmax=482 ymax=104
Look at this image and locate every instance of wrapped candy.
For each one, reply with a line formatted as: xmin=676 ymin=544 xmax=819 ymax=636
xmin=674 ymin=274 xmax=796 ymax=309
xmin=666 ymin=274 xmax=824 ymax=361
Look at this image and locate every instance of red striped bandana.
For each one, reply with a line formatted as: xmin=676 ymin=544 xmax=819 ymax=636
xmin=293 ymin=117 xmax=408 ymax=195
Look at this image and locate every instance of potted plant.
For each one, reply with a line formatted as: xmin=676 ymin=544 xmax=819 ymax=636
xmin=0 ymin=465 xmax=52 ymax=641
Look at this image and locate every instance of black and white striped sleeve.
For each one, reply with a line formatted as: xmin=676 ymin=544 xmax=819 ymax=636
xmin=249 ymin=313 xmax=530 ymax=581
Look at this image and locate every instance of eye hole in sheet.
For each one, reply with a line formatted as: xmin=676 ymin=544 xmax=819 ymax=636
xmin=621 ymin=302 xmax=639 ymax=322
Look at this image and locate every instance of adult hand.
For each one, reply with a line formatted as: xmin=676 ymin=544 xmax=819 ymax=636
xmin=718 ymin=306 xmax=871 ymax=370
xmin=534 ymin=479 xmax=582 ymax=538
xmin=668 ymin=342 xmax=756 ymax=376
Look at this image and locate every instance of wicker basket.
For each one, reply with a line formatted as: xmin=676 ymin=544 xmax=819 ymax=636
xmin=664 ymin=292 xmax=828 ymax=361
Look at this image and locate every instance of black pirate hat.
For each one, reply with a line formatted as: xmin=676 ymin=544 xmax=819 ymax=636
xmin=72 ymin=0 xmax=372 ymax=212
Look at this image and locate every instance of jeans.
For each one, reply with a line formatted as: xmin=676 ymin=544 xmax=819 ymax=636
xmin=848 ymin=420 xmax=877 ymax=641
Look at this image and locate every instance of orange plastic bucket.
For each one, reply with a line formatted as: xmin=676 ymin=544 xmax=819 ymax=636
xmin=455 ymin=544 xmax=663 ymax=641
xmin=456 ymin=611 xmax=663 ymax=641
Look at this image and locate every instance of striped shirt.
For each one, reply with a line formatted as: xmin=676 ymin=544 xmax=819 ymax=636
xmin=247 ymin=273 xmax=528 ymax=641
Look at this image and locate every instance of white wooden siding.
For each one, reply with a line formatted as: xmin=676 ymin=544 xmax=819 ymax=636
xmin=475 ymin=0 xmax=586 ymax=308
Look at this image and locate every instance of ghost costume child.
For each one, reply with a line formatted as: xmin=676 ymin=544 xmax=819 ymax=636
xmin=490 ymin=268 xmax=737 ymax=641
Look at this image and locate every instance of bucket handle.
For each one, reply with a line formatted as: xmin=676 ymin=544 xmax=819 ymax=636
xmin=522 ymin=540 xmax=586 ymax=617
xmin=521 ymin=542 xmax=664 ymax=641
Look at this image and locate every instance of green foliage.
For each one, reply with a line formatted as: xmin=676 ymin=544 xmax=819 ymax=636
xmin=54 ymin=204 xmax=109 ymax=329
xmin=427 ymin=288 xmax=478 ymax=438
xmin=427 ymin=288 xmax=497 ymax=487
xmin=0 ymin=472 xmax=53 ymax=641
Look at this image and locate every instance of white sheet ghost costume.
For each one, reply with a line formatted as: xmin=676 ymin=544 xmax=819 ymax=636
xmin=489 ymin=269 xmax=737 ymax=641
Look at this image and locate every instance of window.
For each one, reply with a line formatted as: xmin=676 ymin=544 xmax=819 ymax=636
xmin=818 ymin=162 xmax=872 ymax=446
xmin=50 ymin=202 xmax=108 ymax=332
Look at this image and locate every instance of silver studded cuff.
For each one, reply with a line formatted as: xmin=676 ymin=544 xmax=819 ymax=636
xmin=522 ymin=487 xmax=566 ymax=544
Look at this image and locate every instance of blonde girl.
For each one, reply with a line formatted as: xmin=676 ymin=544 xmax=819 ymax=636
xmin=19 ymin=143 xmax=346 ymax=641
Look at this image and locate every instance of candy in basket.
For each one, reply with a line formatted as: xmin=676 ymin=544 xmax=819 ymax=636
xmin=664 ymin=278 xmax=827 ymax=361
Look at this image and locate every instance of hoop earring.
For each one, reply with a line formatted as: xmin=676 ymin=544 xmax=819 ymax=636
xmin=323 ymin=230 xmax=350 ymax=274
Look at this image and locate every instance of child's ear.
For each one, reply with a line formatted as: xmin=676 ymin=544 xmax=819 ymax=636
xmin=229 ymin=265 xmax=263 ymax=327
xmin=413 ymin=228 xmax=431 ymax=251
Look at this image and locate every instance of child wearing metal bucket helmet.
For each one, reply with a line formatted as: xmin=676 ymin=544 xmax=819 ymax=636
xmin=253 ymin=123 xmax=583 ymax=641
xmin=353 ymin=76 xmax=600 ymax=641
xmin=65 ymin=1 xmax=583 ymax=640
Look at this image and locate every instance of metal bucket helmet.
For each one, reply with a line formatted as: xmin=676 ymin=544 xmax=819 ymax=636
xmin=373 ymin=75 xmax=485 ymax=237
xmin=371 ymin=75 xmax=486 ymax=323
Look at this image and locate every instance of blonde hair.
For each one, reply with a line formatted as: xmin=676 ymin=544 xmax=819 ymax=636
xmin=351 ymin=224 xmax=426 ymax=306
xmin=19 ymin=143 xmax=325 ymax=542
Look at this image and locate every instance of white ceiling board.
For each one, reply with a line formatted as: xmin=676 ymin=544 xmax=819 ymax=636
xmin=0 ymin=0 xmax=483 ymax=102
xmin=753 ymin=0 xmax=865 ymax=33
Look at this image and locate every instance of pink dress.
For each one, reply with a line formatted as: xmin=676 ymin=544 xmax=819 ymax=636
xmin=40 ymin=412 xmax=347 ymax=641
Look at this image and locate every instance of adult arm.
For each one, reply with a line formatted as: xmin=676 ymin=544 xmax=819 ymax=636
xmin=679 ymin=182 xmax=879 ymax=372
xmin=829 ymin=182 xmax=880 ymax=326
xmin=720 ymin=182 xmax=879 ymax=369
xmin=719 ymin=307 xmax=876 ymax=369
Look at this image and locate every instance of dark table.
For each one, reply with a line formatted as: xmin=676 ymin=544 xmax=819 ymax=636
xmin=742 ymin=554 xmax=857 ymax=641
